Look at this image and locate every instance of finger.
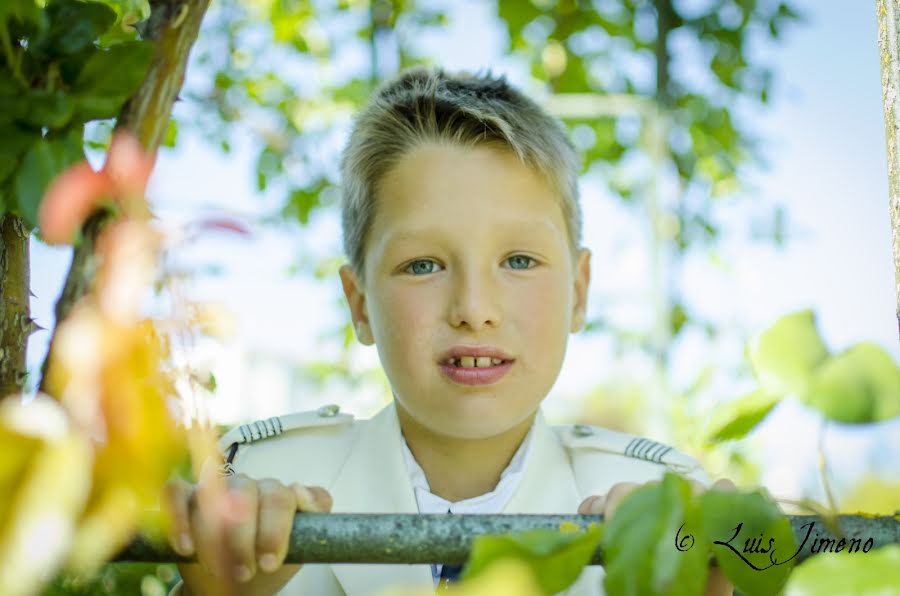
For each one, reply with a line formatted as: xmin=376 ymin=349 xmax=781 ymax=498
xmin=704 ymin=567 xmax=734 ymax=596
xmin=577 ymin=495 xmax=604 ymax=515
xmin=256 ymin=479 xmax=297 ymax=573
xmin=603 ymin=482 xmax=640 ymax=519
xmin=292 ymin=484 xmax=333 ymax=513
xmin=162 ymin=478 xmax=195 ymax=556
xmin=222 ymin=475 xmax=260 ymax=582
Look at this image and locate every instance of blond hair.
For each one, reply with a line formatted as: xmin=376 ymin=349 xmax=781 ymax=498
xmin=339 ymin=65 xmax=583 ymax=282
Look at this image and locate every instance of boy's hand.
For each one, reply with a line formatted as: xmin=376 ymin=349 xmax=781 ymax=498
xmin=163 ymin=473 xmax=332 ymax=596
xmin=578 ymin=478 xmax=735 ymax=596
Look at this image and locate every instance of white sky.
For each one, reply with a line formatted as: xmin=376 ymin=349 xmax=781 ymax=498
xmin=26 ymin=0 xmax=900 ymax=505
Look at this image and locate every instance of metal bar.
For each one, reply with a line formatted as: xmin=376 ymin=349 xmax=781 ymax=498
xmin=114 ymin=514 xmax=899 ymax=565
xmin=876 ymin=0 xmax=900 ymax=338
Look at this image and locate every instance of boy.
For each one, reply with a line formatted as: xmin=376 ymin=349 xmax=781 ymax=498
xmin=164 ymin=66 xmax=733 ymax=595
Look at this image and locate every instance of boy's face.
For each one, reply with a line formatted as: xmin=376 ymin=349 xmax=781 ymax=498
xmin=340 ymin=142 xmax=591 ymax=440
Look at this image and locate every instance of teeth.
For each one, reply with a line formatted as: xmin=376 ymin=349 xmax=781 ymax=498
xmin=447 ymin=356 xmax=507 ymax=368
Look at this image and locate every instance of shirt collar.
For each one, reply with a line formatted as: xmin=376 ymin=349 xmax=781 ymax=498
xmin=400 ymin=420 xmax=537 ymax=515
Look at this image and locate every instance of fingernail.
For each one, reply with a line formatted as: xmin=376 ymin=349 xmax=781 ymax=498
xmin=178 ymin=533 xmax=194 ymax=555
xmin=259 ymin=553 xmax=278 ymax=573
xmin=234 ymin=564 xmax=253 ymax=583
xmin=295 ymin=485 xmax=317 ymax=511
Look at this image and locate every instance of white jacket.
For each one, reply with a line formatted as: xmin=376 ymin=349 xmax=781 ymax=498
xmin=173 ymin=401 xmax=707 ymax=595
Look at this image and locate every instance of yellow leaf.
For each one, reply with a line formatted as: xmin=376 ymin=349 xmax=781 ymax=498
xmin=0 ymin=396 xmax=93 ymax=596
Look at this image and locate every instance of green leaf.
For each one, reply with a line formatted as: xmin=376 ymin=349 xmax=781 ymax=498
xmin=700 ymin=488 xmax=796 ymax=596
xmin=13 ymin=128 xmax=85 ymax=229
xmin=162 ymin=118 xmax=178 ymax=148
xmin=71 ymin=40 xmax=154 ymax=119
xmin=804 ymin=341 xmax=900 ymax=424
xmin=783 ymin=544 xmax=900 ymax=596
xmin=748 ymin=310 xmax=829 ymax=398
xmin=0 ymin=71 xmax=28 ymax=122
xmin=19 ymin=90 xmax=74 ymax=130
xmin=0 ymin=122 xmax=39 ymax=185
xmin=32 ymin=0 xmax=117 ymax=58
xmin=602 ymin=473 xmax=708 ymax=596
xmin=0 ymin=0 xmax=44 ymax=31
xmin=283 ymin=184 xmax=324 ymax=225
xmin=705 ymin=390 xmax=781 ymax=443
xmin=463 ymin=524 xmax=602 ymax=595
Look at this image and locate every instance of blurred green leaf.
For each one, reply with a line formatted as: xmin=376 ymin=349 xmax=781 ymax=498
xmin=0 ymin=0 xmax=44 ymax=30
xmin=748 ymin=310 xmax=829 ymax=397
xmin=705 ymin=390 xmax=781 ymax=443
xmin=162 ymin=118 xmax=178 ymax=148
xmin=32 ymin=0 xmax=117 ymax=58
xmin=20 ymin=90 xmax=74 ymax=130
xmin=602 ymin=473 xmax=708 ymax=596
xmin=464 ymin=524 xmax=602 ymax=595
xmin=783 ymin=544 xmax=900 ymax=596
xmin=805 ymin=341 xmax=900 ymax=424
xmin=0 ymin=122 xmax=39 ymax=186
xmin=13 ymin=128 xmax=84 ymax=229
xmin=700 ymin=488 xmax=796 ymax=596
xmin=71 ymin=40 xmax=154 ymax=119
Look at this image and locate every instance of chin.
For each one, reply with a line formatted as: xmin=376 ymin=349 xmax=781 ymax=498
xmin=437 ymin=406 xmax=536 ymax=440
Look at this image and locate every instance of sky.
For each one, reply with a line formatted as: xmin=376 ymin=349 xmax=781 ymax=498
xmin=25 ymin=0 xmax=900 ymax=505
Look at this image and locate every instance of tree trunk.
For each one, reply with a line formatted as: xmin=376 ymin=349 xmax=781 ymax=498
xmin=876 ymin=0 xmax=900 ymax=340
xmin=38 ymin=0 xmax=212 ymax=394
xmin=0 ymin=213 xmax=30 ymax=399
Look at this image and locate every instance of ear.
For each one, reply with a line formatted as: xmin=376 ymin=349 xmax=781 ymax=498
xmin=569 ymin=248 xmax=591 ymax=333
xmin=339 ymin=264 xmax=374 ymax=345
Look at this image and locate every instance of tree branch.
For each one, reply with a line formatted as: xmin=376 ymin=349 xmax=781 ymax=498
xmin=38 ymin=0 xmax=212 ymax=393
xmin=876 ymin=0 xmax=900 ymax=340
xmin=0 ymin=213 xmax=30 ymax=398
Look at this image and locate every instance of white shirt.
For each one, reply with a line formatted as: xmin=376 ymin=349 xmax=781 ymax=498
xmin=399 ymin=425 xmax=537 ymax=585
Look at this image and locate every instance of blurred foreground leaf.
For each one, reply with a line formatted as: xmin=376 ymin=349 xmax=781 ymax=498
xmin=700 ymin=489 xmax=796 ymax=596
xmin=783 ymin=544 xmax=900 ymax=596
xmin=805 ymin=342 xmax=900 ymax=423
xmin=463 ymin=523 xmax=602 ymax=595
xmin=602 ymin=474 xmax=708 ymax=596
xmin=705 ymin=389 xmax=781 ymax=443
xmin=748 ymin=310 xmax=828 ymax=398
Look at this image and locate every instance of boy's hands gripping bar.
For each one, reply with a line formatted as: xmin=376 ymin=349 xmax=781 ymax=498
xmin=116 ymin=513 xmax=900 ymax=565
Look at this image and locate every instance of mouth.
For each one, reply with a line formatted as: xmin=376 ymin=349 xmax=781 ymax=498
xmin=437 ymin=357 xmax=514 ymax=386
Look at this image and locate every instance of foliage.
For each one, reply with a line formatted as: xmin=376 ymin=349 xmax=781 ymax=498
xmin=782 ymin=544 xmax=900 ymax=596
xmin=462 ymin=523 xmax=602 ymax=594
xmin=445 ymin=474 xmax=801 ymax=596
xmin=601 ymin=474 xmax=709 ymax=595
xmin=706 ymin=309 xmax=900 ymax=443
xmin=0 ymin=0 xmax=151 ymax=232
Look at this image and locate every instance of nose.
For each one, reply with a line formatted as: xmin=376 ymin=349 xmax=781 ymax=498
xmin=447 ymin=264 xmax=502 ymax=331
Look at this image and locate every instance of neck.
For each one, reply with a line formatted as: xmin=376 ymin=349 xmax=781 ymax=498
xmin=396 ymin=404 xmax=537 ymax=502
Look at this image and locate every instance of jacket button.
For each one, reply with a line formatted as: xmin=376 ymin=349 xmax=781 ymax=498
xmin=573 ymin=424 xmax=594 ymax=437
xmin=317 ymin=404 xmax=340 ymax=418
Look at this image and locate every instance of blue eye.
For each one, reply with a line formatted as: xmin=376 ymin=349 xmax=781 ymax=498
xmin=506 ymin=255 xmax=535 ymax=270
xmin=405 ymin=259 xmax=442 ymax=275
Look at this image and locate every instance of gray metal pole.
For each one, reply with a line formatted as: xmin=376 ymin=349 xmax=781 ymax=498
xmin=115 ymin=513 xmax=899 ymax=565
xmin=877 ymin=0 xmax=900 ymax=338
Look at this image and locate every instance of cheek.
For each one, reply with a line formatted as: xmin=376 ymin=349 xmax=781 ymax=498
xmin=516 ymin=273 xmax=572 ymax=339
xmin=374 ymin=286 xmax=436 ymax=359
